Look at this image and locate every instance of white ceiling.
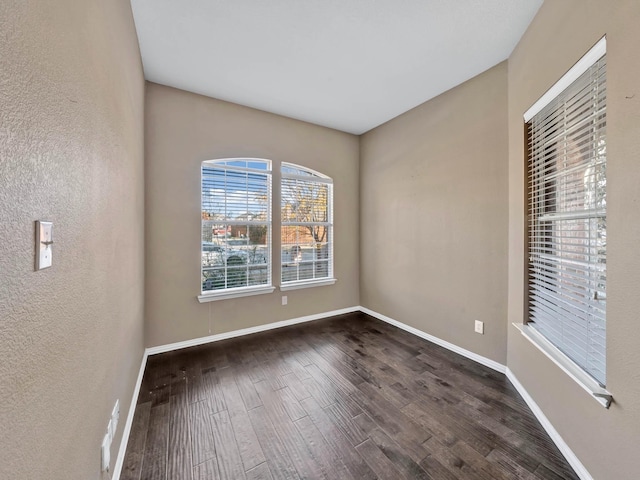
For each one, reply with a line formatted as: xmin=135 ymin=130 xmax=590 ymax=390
xmin=131 ymin=0 xmax=542 ymax=135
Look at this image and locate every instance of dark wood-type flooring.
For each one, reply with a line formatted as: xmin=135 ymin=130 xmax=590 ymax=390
xmin=121 ymin=312 xmax=579 ymax=480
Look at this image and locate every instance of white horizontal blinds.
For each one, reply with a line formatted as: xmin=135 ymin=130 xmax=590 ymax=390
xmin=281 ymin=163 xmax=333 ymax=284
xmin=527 ymin=53 xmax=607 ymax=386
xmin=201 ymin=159 xmax=272 ymax=292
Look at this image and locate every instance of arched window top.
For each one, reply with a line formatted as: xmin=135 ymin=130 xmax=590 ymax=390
xmin=280 ymin=162 xmax=334 ymax=288
xmin=282 ymin=162 xmax=332 ymax=182
xmin=204 ymin=158 xmax=271 ymax=172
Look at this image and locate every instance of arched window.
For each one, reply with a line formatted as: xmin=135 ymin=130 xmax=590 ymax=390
xmin=200 ymin=159 xmax=274 ymax=299
xmin=281 ymin=163 xmax=334 ymax=288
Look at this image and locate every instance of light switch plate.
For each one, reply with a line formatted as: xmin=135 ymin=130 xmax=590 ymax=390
xmin=35 ymin=221 xmax=53 ymax=270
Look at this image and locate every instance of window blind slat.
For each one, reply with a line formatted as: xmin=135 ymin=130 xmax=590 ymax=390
xmin=530 ymin=80 xmax=606 ymax=138
xmin=529 ymin=284 xmax=606 ymax=321
xmin=529 ymin=265 xmax=606 ymax=287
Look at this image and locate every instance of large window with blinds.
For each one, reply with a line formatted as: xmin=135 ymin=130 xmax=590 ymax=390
xmin=281 ymin=163 xmax=334 ymax=287
xmin=200 ymin=159 xmax=272 ymax=297
xmin=525 ymin=39 xmax=607 ymax=386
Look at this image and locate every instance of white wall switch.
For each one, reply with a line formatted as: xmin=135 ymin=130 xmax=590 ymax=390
xmin=474 ymin=320 xmax=484 ymax=334
xmin=35 ymin=221 xmax=53 ymax=270
xmin=282 ymin=295 xmax=288 ymax=306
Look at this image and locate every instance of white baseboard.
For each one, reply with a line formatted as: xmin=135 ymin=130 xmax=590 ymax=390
xmin=145 ymin=306 xmax=360 ymax=356
xmin=359 ymin=306 xmax=506 ymax=374
xmin=112 ymin=349 xmax=149 ymax=480
xmin=506 ymin=368 xmax=592 ymax=480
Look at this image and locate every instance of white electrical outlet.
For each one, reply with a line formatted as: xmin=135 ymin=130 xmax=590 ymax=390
xmin=111 ymin=399 xmax=120 ymax=436
xmin=101 ymin=399 xmax=119 ymax=472
xmin=474 ymin=320 xmax=484 ymax=334
xmin=282 ymin=295 xmax=287 ymax=306
xmin=101 ymin=433 xmax=110 ymax=472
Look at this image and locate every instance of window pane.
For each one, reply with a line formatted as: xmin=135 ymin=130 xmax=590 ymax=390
xmin=281 ymin=163 xmax=323 ymax=178
xmin=248 ymin=266 xmax=268 ymax=286
xmin=282 ymin=179 xmax=328 ymax=223
xmin=315 ymin=261 xmax=329 ymax=279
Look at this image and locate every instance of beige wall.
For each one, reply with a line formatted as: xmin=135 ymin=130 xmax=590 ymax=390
xmin=0 ymin=1 xmax=145 ymax=479
xmin=507 ymin=1 xmax=640 ymax=478
xmin=145 ymin=83 xmax=359 ymax=347
xmin=360 ymin=62 xmax=509 ymax=365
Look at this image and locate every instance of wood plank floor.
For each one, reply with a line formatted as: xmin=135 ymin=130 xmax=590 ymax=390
xmin=121 ymin=312 xmax=579 ymax=480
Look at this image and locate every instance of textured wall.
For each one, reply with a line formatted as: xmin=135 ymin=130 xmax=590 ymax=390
xmin=144 ymin=83 xmax=359 ymax=347
xmin=0 ymin=1 xmax=145 ymax=478
xmin=507 ymin=1 xmax=640 ymax=478
xmin=360 ymin=63 xmax=509 ymax=365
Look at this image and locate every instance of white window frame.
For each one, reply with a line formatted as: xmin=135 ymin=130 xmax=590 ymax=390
xmin=280 ymin=163 xmax=335 ymax=290
xmin=519 ymin=37 xmax=611 ymax=408
xmin=198 ymin=159 xmax=275 ymax=302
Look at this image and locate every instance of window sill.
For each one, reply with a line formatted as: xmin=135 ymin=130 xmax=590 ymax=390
xmin=512 ymin=323 xmax=613 ymax=409
xmin=198 ymin=286 xmax=276 ymax=303
xmin=280 ymin=278 xmax=337 ymax=291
